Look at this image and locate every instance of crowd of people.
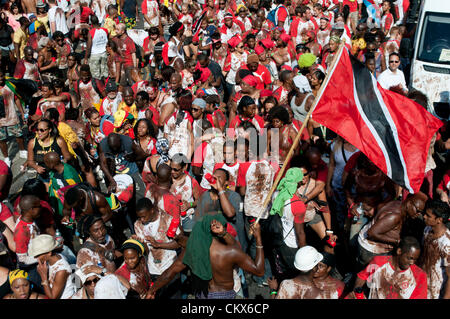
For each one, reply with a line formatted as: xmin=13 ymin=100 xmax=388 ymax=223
xmin=0 ymin=0 xmax=448 ymax=300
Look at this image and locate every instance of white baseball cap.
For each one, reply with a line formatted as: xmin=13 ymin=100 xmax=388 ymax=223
xmin=294 ymin=246 xmax=324 ymax=272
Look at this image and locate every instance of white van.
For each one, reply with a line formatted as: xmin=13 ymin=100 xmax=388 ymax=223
xmin=410 ymin=0 xmax=450 ymax=120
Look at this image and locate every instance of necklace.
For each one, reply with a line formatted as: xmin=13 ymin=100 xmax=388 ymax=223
xmin=37 ymin=137 xmax=54 ymax=153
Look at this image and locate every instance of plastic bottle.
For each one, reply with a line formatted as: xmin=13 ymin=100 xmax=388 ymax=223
xmin=55 ymin=229 xmax=64 ymax=248
xmin=179 ymin=201 xmax=186 ymax=217
xmin=353 ymin=202 xmax=363 ymax=223
xmin=204 ymin=173 xmax=216 ymax=185
xmin=23 ymin=105 xmax=29 ymax=122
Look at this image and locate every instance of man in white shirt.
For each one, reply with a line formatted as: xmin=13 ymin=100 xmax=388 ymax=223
xmin=377 ymin=52 xmax=408 ymax=94
xmin=85 ymin=15 xmax=109 ymax=80
xmin=48 ymin=0 xmax=69 ymax=36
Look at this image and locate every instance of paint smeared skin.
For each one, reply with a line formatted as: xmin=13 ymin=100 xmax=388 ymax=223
xmin=244 ymin=161 xmax=274 ymax=219
xmin=134 ymin=211 xmax=178 ymax=276
xmin=76 ymin=236 xmax=116 ymax=272
xmin=419 ymin=227 xmax=450 ymax=299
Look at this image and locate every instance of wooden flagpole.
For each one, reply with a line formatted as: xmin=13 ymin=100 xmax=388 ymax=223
xmin=251 ymin=43 xmax=346 ymax=230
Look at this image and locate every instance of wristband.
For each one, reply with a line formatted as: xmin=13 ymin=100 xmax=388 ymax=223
xmin=41 ymin=280 xmax=49 ymax=286
xmin=326 ymin=229 xmax=333 ymax=234
xmin=218 ymin=190 xmax=226 ymax=196
xmin=270 ymin=290 xmax=277 ymax=295
xmin=255 ymin=245 xmax=263 ymax=249
xmin=190 ymin=202 xmax=193 ymax=208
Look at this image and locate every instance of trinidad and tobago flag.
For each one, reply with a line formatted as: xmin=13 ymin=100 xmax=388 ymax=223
xmin=311 ymin=47 xmax=443 ymax=193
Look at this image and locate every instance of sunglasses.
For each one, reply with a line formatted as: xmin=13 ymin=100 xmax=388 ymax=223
xmin=85 ymin=278 xmax=100 ymax=286
xmin=192 ymin=108 xmax=201 ymax=112
xmin=237 ymin=45 xmax=244 ymax=49
xmin=389 ymin=60 xmax=400 ymax=63
xmin=37 ymin=128 xmax=49 ymax=132
xmin=171 ymin=166 xmax=183 ymax=172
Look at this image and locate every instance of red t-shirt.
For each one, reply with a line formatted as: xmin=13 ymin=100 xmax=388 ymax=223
xmin=242 ymin=64 xmax=272 ymax=90
xmin=13 ymin=198 xmax=55 ymax=231
xmin=357 ymin=255 xmax=428 ymax=299
xmin=114 ymin=36 xmax=136 ymax=68
xmin=80 ymin=6 xmax=95 ymax=23
xmin=13 ymin=218 xmax=38 ymax=255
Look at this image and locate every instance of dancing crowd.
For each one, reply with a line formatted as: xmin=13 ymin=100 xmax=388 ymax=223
xmin=0 ymin=0 xmax=448 ymax=300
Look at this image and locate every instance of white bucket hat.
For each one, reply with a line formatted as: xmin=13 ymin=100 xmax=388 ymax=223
xmin=28 ymin=234 xmax=58 ymax=258
xmin=294 ymin=246 xmax=323 ymax=272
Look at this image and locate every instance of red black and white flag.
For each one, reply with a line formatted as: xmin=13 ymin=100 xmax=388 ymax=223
xmin=311 ymin=47 xmax=443 ymax=193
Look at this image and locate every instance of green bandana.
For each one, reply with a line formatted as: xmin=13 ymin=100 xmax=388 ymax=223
xmin=270 ymin=168 xmax=304 ymax=217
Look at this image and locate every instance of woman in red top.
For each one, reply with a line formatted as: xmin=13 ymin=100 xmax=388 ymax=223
xmin=133 ymin=119 xmax=157 ymax=170
xmin=115 ymin=239 xmax=152 ymax=299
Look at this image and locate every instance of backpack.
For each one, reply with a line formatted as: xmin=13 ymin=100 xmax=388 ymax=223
xmin=267 ymin=6 xmax=279 ymax=25
xmin=265 ymin=197 xmax=306 ymax=249
xmin=267 ymin=5 xmax=286 ymax=26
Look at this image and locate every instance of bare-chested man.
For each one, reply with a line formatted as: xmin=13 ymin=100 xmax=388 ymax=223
xmin=146 ymin=216 xmax=264 ymax=299
xmin=61 ymin=184 xmax=113 ymax=224
xmin=356 ymin=194 xmax=423 ymax=270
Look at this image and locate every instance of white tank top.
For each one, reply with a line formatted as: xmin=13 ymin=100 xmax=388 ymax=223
xmin=290 ymin=92 xmax=313 ymax=123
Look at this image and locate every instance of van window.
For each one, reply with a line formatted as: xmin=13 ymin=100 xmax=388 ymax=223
xmin=417 ymin=12 xmax=450 ymax=64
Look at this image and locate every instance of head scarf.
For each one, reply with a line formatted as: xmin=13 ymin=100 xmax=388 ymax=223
xmin=236 ymin=4 xmax=247 ymax=13
xmin=193 ymin=98 xmax=207 ymax=109
xmin=121 ymin=239 xmax=145 ymax=257
xmin=238 ymin=95 xmax=256 ymax=109
xmin=260 ymin=38 xmax=275 ymax=49
xmin=260 ymin=89 xmax=273 ymax=97
xmin=227 ymin=35 xmax=241 ymax=48
xmin=182 ymin=214 xmax=228 ymax=281
xmin=114 ymin=109 xmax=134 ymax=128
xmin=281 ymin=65 xmax=293 ymax=72
xmin=255 ymin=45 xmax=265 ymax=55
xmin=199 ymin=67 xmax=211 ymax=83
xmin=9 ymin=269 xmax=29 ymax=285
xmin=298 ymin=53 xmax=317 ymax=68
xmin=270 ymin=167 xmax=304 ymax=217
xmin=241 ymin=75 xmax=259 ymax=87
xmin=280 ymin=33 xmax=291 ymax=43
xmin=330 ymin=35 xmax=341 ymax=43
